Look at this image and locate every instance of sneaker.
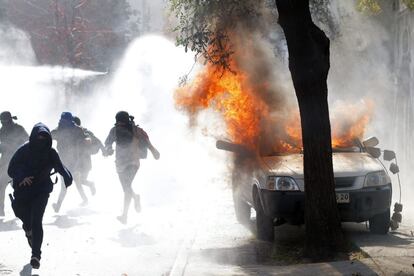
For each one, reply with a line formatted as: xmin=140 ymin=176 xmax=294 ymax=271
xmin=25 ymin=230 xmax=32 ymax=248
xmin=134 ymin=194 xmax=141 ymax=213
xmin=30 ymin=256 xmax=40 ymax=269
xmin=117 ymin=215 xmax=127 ymax=225
xmin=52 ymin=203 xmax=60 ymax=213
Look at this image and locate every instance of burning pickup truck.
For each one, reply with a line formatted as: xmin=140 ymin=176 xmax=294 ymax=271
xmin=217 ymin=138 xmax=401 ymax=241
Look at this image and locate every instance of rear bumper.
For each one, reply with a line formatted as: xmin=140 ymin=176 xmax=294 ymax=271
xmin=260 ymin=184 xmax=392 ymax=224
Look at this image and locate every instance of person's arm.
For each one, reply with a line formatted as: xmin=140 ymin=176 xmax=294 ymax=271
xmin=51 ymin=149 xmax=72 ymax=187
xmin=19 ymin=125 xmax=29 ymax=144
xmin=8 ymin=146 xmax=29 ymax=186
xmin=92 ymin=132 xmax=105 ymax=152
xmin=147 ymin=139 xmax=160 ymax=160
xmin=85 ymin=129 xmax=105 ymax=154
xmin=103 ymin=128 xmax=116 ymax=156
xmin=138 ymin=128 xmax=160 ymax=160
xmin=81 ymin=127 xmax=92 ymax=145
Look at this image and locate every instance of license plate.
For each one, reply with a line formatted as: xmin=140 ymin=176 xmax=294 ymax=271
xmin=336 ymin=193 xmax=350 ymax=203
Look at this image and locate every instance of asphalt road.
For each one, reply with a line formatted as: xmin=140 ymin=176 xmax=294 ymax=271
xmin=1 ymin=160 xmax=413 ymax=276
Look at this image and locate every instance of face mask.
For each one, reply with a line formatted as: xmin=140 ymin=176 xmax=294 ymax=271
xmin=33 ymin=139 xmax=49 ymax=151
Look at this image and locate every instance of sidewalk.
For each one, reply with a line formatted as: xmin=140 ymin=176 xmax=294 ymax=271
xmin=174 ymin=188 xmax=414 ymax=276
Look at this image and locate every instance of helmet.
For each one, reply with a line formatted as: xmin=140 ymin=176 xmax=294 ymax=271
xmin=115 ymin=111 xmax=130 ymax=124
xmin=0 ymin=111 xmax=17 ymax=122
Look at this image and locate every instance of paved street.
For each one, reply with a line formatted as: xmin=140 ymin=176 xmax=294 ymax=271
xmin=1 ymin=156 xmax=414 ymax=276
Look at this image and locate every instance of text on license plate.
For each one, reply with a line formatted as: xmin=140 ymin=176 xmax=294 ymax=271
xmin=336 ymin=193 xmax=350 ymax=203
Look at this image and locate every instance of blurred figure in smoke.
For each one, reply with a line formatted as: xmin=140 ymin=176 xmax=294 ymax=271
xmin=104 ymin=111 xmax=160 ymax=224
xmin=73 ymin=116 xmax=105 ymax=195
xmin=51 ymin=112 xmax=91 ymax=212
xmin=0 ymin=111 xmax=28 ymax=216
xmin=8 ymin=123 xmax=72 ymax=269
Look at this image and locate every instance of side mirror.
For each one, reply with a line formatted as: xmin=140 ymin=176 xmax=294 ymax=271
xmin=363 ymin=137 xmax=379 ymax=148
xmin=390 ymin=163 xmax=400 ymax=174
xmin=383 ymin=150 xmax=396 ymax=161
xmin=366 ymin=147 xmax=381 ymax=158
xmin=216 ymin=140 xmax=254 ymax=157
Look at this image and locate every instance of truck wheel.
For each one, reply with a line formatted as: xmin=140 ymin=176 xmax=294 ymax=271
xmin=233 ymin=194 xmax=251 ymax=225
xmin=369 ymin=208 xmax=390 ymax=234
xmin=254 ymin=192 xmax=274 ymax=241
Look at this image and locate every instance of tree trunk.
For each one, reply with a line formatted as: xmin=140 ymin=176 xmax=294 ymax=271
xmin=275 ymin=0 xmax=345 ymax=258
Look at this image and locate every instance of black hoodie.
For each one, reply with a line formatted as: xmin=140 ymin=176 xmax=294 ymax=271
xmin=8 ymin=123 xmax=72 ymax=199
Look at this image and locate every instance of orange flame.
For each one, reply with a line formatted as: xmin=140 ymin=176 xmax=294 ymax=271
xmin=175 ymin=61 xmax=268 ymax=150
xmin=175 ymin=60 xmax=373 ymax=154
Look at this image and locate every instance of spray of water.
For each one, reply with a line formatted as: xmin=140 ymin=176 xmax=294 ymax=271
xmin=0 ymin=24 xmax=231 ymax=272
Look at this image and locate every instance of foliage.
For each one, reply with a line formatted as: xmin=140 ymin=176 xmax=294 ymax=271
xmin=4 ymin=0 xmax=144 ymax=70
xmin=170 ymin=0 xmax=341 ymax=71
xmin=170 ymin=0 xmax=262 ymax=72
xmin=357 ymin=0 xmax=382 ymax=14
xmin=403 ymin=0 xmax=414 ymax=9
xmin=357 ymin=0 xmax=414 ymax=14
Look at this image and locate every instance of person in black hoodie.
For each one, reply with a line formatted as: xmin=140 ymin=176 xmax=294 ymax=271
xmin=8 ymin=123 xmax=72 ymax=269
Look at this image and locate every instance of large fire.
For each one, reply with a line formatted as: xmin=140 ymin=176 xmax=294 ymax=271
xmin=175 ymin=60 xmax=269 ymax=150
xmin=175 ymin=59 xmax=373 ymax=154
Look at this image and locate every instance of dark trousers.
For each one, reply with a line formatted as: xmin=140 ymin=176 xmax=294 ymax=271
xmin=13 ymin=193 xmax=49 ymax=259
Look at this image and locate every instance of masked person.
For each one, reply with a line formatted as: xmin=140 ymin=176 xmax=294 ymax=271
xmin=73 ymin=116 xmax=104 ymax=195
xmin=0 ymin=111 xmax=29 ymax=216
xmin=8 ymin=123 xmax=72 ymax=269
xmin=104 ymin=111 xmax=160 ymax=224
xmin=51 ymin=112 xmax=90 ymax=212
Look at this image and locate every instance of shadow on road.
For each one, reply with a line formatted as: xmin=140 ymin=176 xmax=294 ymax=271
xmin=111 ymin=224 xmax=155 ymax=248
xmin=343 ymin=222 xmax=414 ymax=248
xmin=19 ymin=263 xmax=39 ymax=276
xmin=65 ymin=207 xmax=98 ymax=217
xmin=0 ymin=263 xmax=13 ymax=275
xmin=45 ymin=215 xmax=86 ymax=229
xmin=191 ymin=223 xmax=380 ymax=275
xmin=0 ymin=218 xmax=20 ymax=232
xmin=197 ymin=223 xmax=305 ymax=266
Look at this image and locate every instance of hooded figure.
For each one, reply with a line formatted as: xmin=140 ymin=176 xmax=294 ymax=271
xmin=51 ymin=112 xmax=91 ymax=211
xmin=8 ymin=123 xmax=72 ymax=269
xmin=104 ymin=111 xmax=160 ymax=224
xmin=0 ymin=111 xmax=28 ymax=216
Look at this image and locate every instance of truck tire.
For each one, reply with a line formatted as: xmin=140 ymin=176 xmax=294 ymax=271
xmin=369 ymin=208 xmax=390 ymax=234
xmin=233 ymin=194 xmax=251 ymax=225
xmin=254 ymin=192 xmax=274 ymax=241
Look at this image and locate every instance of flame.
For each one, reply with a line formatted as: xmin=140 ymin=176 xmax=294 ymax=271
xmin=175 ymin=61 xmax=268 ymax=150
xmin=331 ymin=100 xmax=374 ymax=148
xmin=175 ymin=59 xmax=373 ymax=154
